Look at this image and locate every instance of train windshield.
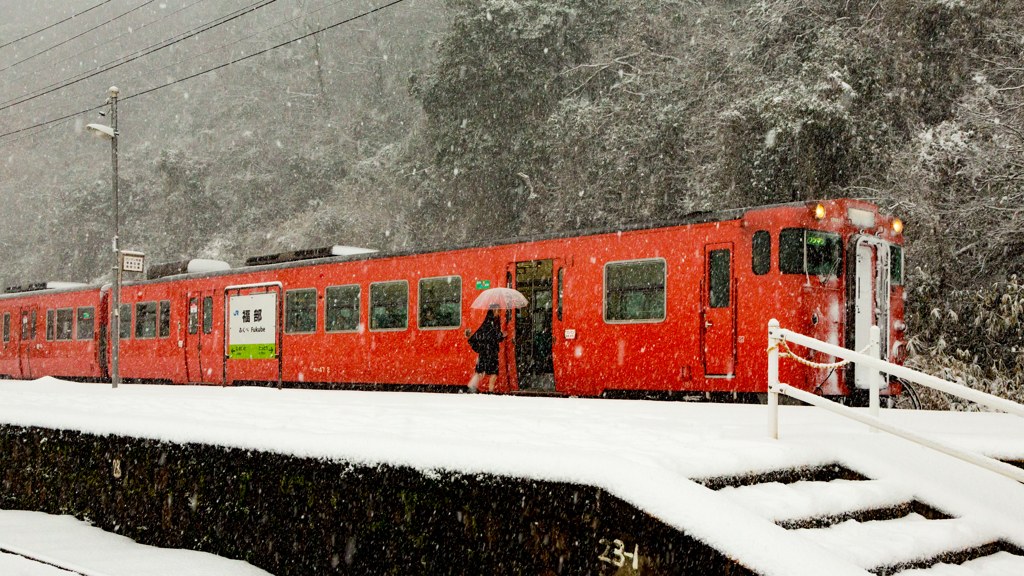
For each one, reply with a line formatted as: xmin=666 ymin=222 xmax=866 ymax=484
xmin=780 ymin=228 xmax=843 ymax=277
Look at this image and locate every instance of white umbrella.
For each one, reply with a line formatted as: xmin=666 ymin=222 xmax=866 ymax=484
xmin=470 ymin=287 xmax=529 ymax=310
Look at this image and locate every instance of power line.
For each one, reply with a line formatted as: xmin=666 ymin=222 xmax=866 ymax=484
xmin=0 ymin=0 xmax=163 ymax=76
xmin=0 ymin=0 xmax=116 ymax=51
xmin=0 ymin=0 xmax=408 ymax=143
xmin=1 ymin=0 xmax=214 ymax=122
xmin=119 ymin=0 xmax=350 ymax=99
xmin=0 ymin=0 xmax=284 ymax=113
xmin=124 ymin=0 xmax=407 ymax=102
xmin=6 ymin=0 xmax=213 ymax=93
xmin=0 ymin=105 xmax=105 ymax=144
xmin=0 ymin=0 xmax=298 ymax=137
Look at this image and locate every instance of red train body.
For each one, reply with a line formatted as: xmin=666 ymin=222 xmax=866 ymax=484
xmin=0 ymin=199 xmax=905 ymax=400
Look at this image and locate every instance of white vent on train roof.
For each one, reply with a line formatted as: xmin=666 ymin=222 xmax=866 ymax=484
xmin=186 ymin=259 xmax=231 ymax=274
xmin=43 ymin=282 xmax=91 ymax=290
xmin=331 ymin=246 xmax=378 ymax=256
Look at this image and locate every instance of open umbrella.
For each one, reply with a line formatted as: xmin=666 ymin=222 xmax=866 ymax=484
xmin=470 ymin=287 xmax=529 ymax=310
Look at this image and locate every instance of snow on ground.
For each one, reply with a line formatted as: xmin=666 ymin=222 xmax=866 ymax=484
xmin=719 ymin=478 xmax=913 ymax=523
xmin=1 ymin=378 xmax=1023 ymax=576
xmin=902 ymin=552 xmax=1024 ymax=575
xmin=0 ymin=510 xmax=271 ymax=576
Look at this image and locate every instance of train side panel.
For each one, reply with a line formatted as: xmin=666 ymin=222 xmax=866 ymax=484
xmin=0 ymin=290 xmax=105 ymax=381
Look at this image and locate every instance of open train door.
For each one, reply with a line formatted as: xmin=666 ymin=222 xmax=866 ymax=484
xmin=223 ymin=282 xmax=282 ymax=388
xmin=702 ymin=243 xmax=737 ymax=378
xmin=848 ymin=235 xmax=891 ymax=391
xmin=185 ymin=289 xmax=224 ymax=384
xmin=508 ymin=259 xmax=558 ymax=392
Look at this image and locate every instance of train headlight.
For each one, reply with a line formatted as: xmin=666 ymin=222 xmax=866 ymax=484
xmin=892 ymin=219 xmax=903 ymax=234
xmin=814 ymin=203 xmax=826 ymax=220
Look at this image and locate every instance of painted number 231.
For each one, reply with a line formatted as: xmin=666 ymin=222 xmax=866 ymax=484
xmin=598 ymin=538 xmax=640 ymax=570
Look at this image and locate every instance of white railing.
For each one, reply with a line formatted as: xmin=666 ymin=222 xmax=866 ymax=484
xmin=767 ymin=319 xmax=1024 ymax=483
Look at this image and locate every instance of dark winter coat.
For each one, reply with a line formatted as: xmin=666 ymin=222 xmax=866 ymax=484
xmin=469 ymin=316 xmax=505 ymax=360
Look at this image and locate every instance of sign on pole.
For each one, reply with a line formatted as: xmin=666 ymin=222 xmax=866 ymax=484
xmin=228 ymin=292 xmax=277 ymax=360
xmin=120 ymin=251 xmax=145 ymax=273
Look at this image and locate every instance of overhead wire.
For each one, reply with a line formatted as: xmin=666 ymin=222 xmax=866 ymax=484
xmin=123 ymin=0 xmax=407 ymax=102
xmin=0 ymin=0 xmax=164 ymax=76
xmin=126 ymin=0 xmax=359 ymax=97
xmin=0 ymin=0 xmax=408 ymax=143
xmin=7 ymin=0 xmax=211 ymax=89
xmin=0 ymin=0 xmax=116 ymax=51
xmin=0 ymin=0 xmax=225 ymax=127
xmin=0 ymin=0 xmax=228 ymax=127
xmin=0 ymin=0 xmax=285 ymax=113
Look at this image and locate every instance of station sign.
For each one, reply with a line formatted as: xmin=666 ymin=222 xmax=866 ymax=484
xmin=228 ymin=292 xmax=277 ymax=360
xmin=120 ymin=251 xmax=145 ymax=273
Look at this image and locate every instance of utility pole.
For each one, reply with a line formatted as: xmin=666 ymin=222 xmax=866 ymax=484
xmin=110 ymin=86 xmax=120 ymax=389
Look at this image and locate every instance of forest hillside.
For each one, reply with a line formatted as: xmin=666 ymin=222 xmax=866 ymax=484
xmin=0 ymin=0 xmax=1022 ymax=401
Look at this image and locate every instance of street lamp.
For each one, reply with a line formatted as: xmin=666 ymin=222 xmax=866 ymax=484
xmin=86 ymin=86 xmax=121 ymax=389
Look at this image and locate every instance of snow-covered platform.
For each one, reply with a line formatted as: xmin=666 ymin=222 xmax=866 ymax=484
xmin=0 ymin=378 xmax=1022 ymax=576
xmin=0 ymin=510 xmax=271 ymax=576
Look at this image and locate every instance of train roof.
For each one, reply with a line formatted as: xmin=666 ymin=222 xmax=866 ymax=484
xmin=135 ymin=201 xmax=774 ymax=286
xmin=0 ymin=199 xmax=838 ymax=297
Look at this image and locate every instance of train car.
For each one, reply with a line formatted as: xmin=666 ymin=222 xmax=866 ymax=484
xmin=0 ymin=199 xmax=905 ymax=401
xmin=0 ymin=283 xmax=106 ymax=381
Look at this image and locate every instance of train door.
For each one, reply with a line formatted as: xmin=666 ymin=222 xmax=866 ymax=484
xmin=224 ymin=283 xmax=282 ymax=388
xmin=1 ymin=311 xmax=10 ymax=376
xmin=851 ymin=235 xmax=891 ymax=389
xmin=511 ymin=259 xmax=557 ymax=391
xmin=702 ymin=243 xmax=736 ymax=377
xmin=18 ymin=307 xmax=38 ymax=379
xmin=185 ymin=290 xmax=222 ymax=384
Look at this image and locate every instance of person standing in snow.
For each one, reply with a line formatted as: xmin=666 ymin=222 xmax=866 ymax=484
xmin=466 ymin=309 xmax=505 ymax=393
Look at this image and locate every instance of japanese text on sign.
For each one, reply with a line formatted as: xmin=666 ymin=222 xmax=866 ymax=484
xmin=228 ymin=292 xmax=277 ymax=359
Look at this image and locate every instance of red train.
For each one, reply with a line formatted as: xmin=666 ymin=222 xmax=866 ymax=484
xmin=0 ymin=199 xmax=905 ymax=401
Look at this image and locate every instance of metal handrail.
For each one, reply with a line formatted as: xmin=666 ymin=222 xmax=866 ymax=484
xmin=767 ymin=319 xmax=1024 ymax=483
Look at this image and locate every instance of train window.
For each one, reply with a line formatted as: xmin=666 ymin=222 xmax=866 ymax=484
xmin=370 ymin=280 xmax=409 ymax=331
xmin=135 ymin=302 xmax=158 ymax=339
xmin=21 ymin=311 xmax=29 ymax=340
xmin=418 ymin=276 xmax=461 ymax=330
xmin=46 ymin=310 xmax=54 ymax=341
xmin=780 ymin=228 xmax=842 ymax=277
xmin=807 ymin=231 xmax=842 ymax=276
xmin=2 ymin=312 xmax=8 ymax=343
xmin=119 ymin=304 xmax=132 ymax=340
xmin=30 ymin=310 xmax=37 ymax=340
xmin=285 ymin=289 xmax=317 ymax=334
xmin=890 ymin=245 xmax=903 ymax=286
xmin=752 ymin=231 xmax=771 ymax=275
xmin=77 ymin=307 xmax=95 ymax=340
xmin=557 ymin=268 xmax=564 ymax=321
xmin=159 ymin=300 xmax=171 ymax=338
xmin=779 ymin=228 xmax=805 ymax=274
xmin=604 ymin=259 xmax=667 ymax=323
xmin=202 ymin=297 xmax=213 ymax=335
xmin=709 ymin=249 xmax=731 ymax=308
xmin=56 ymin=308 xmax=74 ymax=341
xmin=188 ymin=298 xmax=199 ymax=335
xmin=325 ymin=285 xmax=360 ymax=333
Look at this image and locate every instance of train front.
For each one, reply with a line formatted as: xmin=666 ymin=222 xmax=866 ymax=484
xmin=756 ymin=200 xmax=905 ymax=402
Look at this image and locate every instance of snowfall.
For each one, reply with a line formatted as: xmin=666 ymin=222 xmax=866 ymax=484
xmin=0 ymin=378 xmax=1023 ymax=576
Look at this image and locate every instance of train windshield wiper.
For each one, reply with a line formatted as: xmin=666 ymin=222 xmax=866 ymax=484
xmin=820 ymin=255 xmax=842 ymax=286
